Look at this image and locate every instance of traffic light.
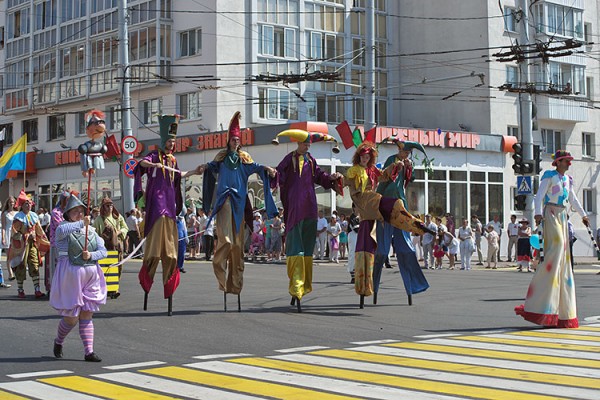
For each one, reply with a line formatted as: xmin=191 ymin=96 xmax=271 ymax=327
xmin=533 ymin=144 xmax=542 ymax=174
xmin=514 ymin=194 xmax=527 ymax=211
xmin=512 ymin=142 xmax=534 ymax=175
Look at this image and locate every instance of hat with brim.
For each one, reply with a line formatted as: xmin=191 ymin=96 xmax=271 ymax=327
xmin=273 ymin=129 xmax=340 ymax=153
xmin=519 ymin=218 xmax=529 ymax=224
xmin=63 ymin=195 xmax=87 ymax=220
xmin=552 ymin=150 xmax=573 ymax=166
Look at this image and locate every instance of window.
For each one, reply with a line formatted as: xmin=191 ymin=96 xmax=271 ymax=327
xmin=107 ymin=105 xmax=122 ymax=131
xmin=48 ymin=114 xmax=66 ymax=141
xmin=178 ymin=92 xmax=202 ymax=120
xmin=546 ymin=3 xmax=583 ymax=39
xmin=507 ymin=126 xmax=519 ymax=137
xmin=179 ymin=28 xmax=201 ymax=57
xmin=260 ymin=25 xmax=296 ymax=58
xmin=506 ymin=65 xmax=518 ymax=86
xmin=585 ymin=22 xmax=592 ymax=44
xmin=504 ymin=7 xmax=517 ymax=32
xmin=582 ymin=132 xmax=594 ymax=158
xmin=140 ymin=98 xmax=162 ymax=125
xmin=22 ymin=119 xmax=38 ymax=142
xmin=0 ymin=124 xmax=14 ymax=145
xmin=258 ymin=88 xmax=298 ymax=120
xmin=541 ymin=129 xmax=561 ymax=154
xmin=582 ymin=189 xmax=594 ymax=214
xmin=76 ymin=112 xmax=86 ymax=136
xmin=587 ymin=77 xmax=594 ymax=100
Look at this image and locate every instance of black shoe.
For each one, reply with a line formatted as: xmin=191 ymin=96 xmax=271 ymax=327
xmin=350 ymin=278 xmax=355 ymax=284
xmin=53 ymin=342 xmax=63 ymax=358
xmin=385 ymin=264 xmax=392 ymax=269
xmin=180 ymin=268 xmax=187 ymax=273
xmin=84 ymin=352 xmax=102 ymax=362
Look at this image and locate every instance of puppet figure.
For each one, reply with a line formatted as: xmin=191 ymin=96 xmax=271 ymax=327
xmin=78 ymin=110 xmax=107 ymax=177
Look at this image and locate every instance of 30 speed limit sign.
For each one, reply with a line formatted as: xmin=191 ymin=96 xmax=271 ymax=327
xmin=121 ymin=136 xmax=140 ymax=155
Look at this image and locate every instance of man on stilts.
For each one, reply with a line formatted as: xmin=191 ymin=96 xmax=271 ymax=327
xmin=271 ymin=128 xmax=343 ymax=312
xmin=372 ymin=139 xmax=432 ymax=306
xmin=134 ymin=115 xmax=200 ymax=315
xmin=200 ymin=111 xmax=277 ymax=311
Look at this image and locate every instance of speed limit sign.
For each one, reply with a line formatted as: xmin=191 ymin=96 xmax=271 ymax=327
xmin=122 ymin=136 xmax=140 ymax=155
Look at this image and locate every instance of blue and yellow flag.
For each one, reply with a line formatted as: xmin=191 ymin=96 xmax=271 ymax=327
xmin=0 ymin=134 xmax=27 ymax=181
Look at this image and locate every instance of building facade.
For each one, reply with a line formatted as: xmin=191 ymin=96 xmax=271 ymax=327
xmin=0 ymin=0 xmax=597 ymax=256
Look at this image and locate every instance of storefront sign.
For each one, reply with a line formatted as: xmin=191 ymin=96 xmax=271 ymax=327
xmin=147 ymin=137 xmax=194 ymax=153
xmin=197 ymin=129 xmax=255 ymax=151
xmin=376 ymin=127 xmax=480 ymax=149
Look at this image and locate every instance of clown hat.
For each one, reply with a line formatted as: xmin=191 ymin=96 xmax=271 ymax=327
xmin=16 ymin=189 xmax=33 ymax=209
xmin=273 ymin=129 xmax=340 ymax=153
xmin=227 ymin=111 xmax=242 ymax=144
xmin=552 ymin=150 xmax=573 ymax=166
xmin=158 ymin=114 xmax=180 ymax=150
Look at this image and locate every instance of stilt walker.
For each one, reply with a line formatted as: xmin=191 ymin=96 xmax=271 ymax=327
xmin=344 ymin=141 xmax=433 ymax=308
xmin=201 ymin=112 xmax=278 ymax=312
xmin=134 ymin=115 xmax=201 ymax=316
xmin=271 ymin=128 xmax=343 ymax=312
xmin=372 ymin=139 xmax=433 ymax=306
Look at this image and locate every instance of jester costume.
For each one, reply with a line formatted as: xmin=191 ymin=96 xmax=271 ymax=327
xmin=203 ymin=112 xmax=277 ymax=296
xmin=134 ymin=115 xmax=182 ymax=300
xmin=345 ymin=143 xmax=432 ymax=302
xmin=515 ymin=151 xmax=587 ymax=328
xmin=372 ymin=141 xmax=430 ymax=304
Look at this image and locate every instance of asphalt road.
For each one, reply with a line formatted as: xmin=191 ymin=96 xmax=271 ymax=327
xmin=1 ymin=258 xmax=599 ymax=379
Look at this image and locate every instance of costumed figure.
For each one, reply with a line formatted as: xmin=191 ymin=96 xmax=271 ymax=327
xmin=78 ymin=110 xmax=107 ymax=177
xmin=93 ymin=196 xmax=128 ymax=298
xmin=515 ymin=150 xmax=589 ymax=328
xmin=47 ymin=191 xmax=72 ymax=295
xmin=201 ymin=112 xmax=277 ymax=311
xmin=345 ymin=141 xmax=433 ymax=308
xmin=271 ymin=128 xmax=343 ymax=312
xmin=134 ymin=114 xmax=200 ymax=315
xmin=8 ymin=190 xmax=50 ymax=299
xmin=49 ymin=195 xmax=107 ymax=362
xmin=372 ymin=139 xmax=433 ymax=306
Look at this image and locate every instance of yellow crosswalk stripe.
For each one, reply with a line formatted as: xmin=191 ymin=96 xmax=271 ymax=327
xmin=386 ymin=342 xmax=600 ymax=368
xmin=310 ymin=349 xmax=600 ymax=390
xmin=39 ymin=376 xmax=177 ymax=400
xmin=229 ymin=357 xmax=569 ymax=400
xmin=0 ymin=390 xmax=30 ymax=400
xmin=511 ymin=331 xmax=600 ymax=342
xmin=577 ymin=327 xmax=600 ymax=332
xmin=141 ymin=366 xmax=358 ymax=400
xmin=453 ymin=335 xmax=600 ymax=353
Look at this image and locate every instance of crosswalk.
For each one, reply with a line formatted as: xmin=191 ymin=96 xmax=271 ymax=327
xmin=2 ymin=324 xmax=600 ymax=399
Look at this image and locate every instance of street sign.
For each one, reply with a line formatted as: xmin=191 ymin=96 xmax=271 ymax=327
xmin=121 ymin=136 xmax=140 ymax=155
xmin=123 ymin=158 xmax=138 ymax=178
xmin=517 ymin=176 xmax=532 ymax=195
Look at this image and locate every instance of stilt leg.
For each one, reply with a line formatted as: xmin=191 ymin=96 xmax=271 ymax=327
xmin=359 ymin=295 xmax=364 ymax=309
xmin=143 ymin=292 xmax=148 ymax=311
xmin=290 ymin=296 xmax=296 ymax=306
xmin=296 ymin=297 xmax=302 ymax=313
xmin=408 ymin=294 xmax=413 ymax=306
xmin=373 ymin=292 xmax=378 ymax=305
xmin=167 ymin=296 xmax=173 ymax=316
xmin=223 ymin=292 xmax=227 ymax=312
xmin=237 ymin=294 xmax=241 ymax=312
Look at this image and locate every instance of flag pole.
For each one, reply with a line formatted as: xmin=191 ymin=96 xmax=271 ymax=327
xmin=23 ymin=134 xmax=27 ymax=190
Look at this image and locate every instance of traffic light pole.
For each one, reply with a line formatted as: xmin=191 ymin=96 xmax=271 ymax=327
xmin=519 ymin=0 xmax=534 ymax=223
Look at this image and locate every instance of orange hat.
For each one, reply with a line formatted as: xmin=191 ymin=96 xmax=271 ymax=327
xmin=16 ymin=189 xmax=33 ymax=209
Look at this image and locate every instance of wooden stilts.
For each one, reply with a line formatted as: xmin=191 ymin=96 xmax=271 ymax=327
xmin=237 ymin=294 xmax=241 ymax=312
xmin=223 ymin=292 xmax=227 ymax=312
xmin=373 ymin=292 xmax=378 ymax=305
xmin=408 ymin=294 xmax=413 ymax=306
xmin=359 ymin=295 xmax=364 ymax=309
xmin=290 ymin=296 xmax=296 ymax=306
xmin=296 ymin=297 xmax=301 ymax=313
xmin=143 ymin=292 xmax=148 ymax=311
xmin=167 ymin=296 xmax=172 ymax=316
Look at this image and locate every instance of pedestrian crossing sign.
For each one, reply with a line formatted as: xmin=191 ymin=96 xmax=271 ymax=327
xmin=517 ymin=176 xmax=532 ymax=195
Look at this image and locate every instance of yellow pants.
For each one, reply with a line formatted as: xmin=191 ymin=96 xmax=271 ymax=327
xmin=212 ymin=199 xmax=245 ymax=294
xmin=142 ymin=217 xmax=178 ymax=286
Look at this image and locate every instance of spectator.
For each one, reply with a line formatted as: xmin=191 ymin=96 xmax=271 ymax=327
xmin=517 ymin=218 xmax=532 ymax=272
xmin=203 ymin=216 xmax=215 ymax=261
xmin=484 ymin=225 xmax=499 ymax=269
xmin=338 ymin=214 xmax=348 ymax=260
xmin=314 ymin=210 xmax=328 ymax=260
xmin=471 ymin=215 xmax=484 ymax=265
xmin=186 ymin=208 xmax=199 ymax=259
xmin=327 ymin=216 xmax=341 ymax=263
xmin=441 ymin=230 xmax=459 ymax=270
xmin=445 ymin=213 xmax=455 ymax=237
xmin=421 ymin=214 xmax=437 ymax=269
xmin=1 ymin=196 xmax=17 ymax=282
xmin=269 ymin=214 xmax=283 ymax=261
xmin=346 ymin=207 xmax=360 ymax=283
xmin=487 ymin=215 xmax=503 ymax=261
xmin=38 ymin=207 xmax=51 ymax=235
xmin=458 ymin=218 xmax=474 ymax=270
xmin=126 ymin=208 xmax=141 ymax=256
xmin=507 ymin=214 xmax=519 ymax=262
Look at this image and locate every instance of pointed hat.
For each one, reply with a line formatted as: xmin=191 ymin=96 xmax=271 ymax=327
xmin=158 ymin=114 xmax=180 ymax=150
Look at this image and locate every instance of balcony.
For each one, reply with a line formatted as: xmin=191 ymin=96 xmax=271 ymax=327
xmin=535 ymin=96 xmax=588 ymax=122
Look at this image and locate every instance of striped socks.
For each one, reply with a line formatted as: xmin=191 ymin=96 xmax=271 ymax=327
xmin=79 ymin=319 xmax=95 ymax=355
xmin=55 ymin=318 xmax=76 ymax=345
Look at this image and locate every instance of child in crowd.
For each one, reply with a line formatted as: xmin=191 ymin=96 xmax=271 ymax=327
xmin=433 ymin=243 xmax=445 ymax=269
xmin=485 ymin=225 xmax=499 ymax=269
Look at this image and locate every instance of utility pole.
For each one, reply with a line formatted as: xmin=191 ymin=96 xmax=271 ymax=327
xmin=518 ymin=0 xmax=534 ymax=223
xmin=364 ymin=0 xmax=376 ymax=131
xmin=119 ymin=0 xmax=134 ymax=213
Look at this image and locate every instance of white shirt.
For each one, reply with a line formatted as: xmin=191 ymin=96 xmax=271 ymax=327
xmin=507 ymin=222 xmax=519 ymax=236
xmin=316 ymin=217 xmax=328 ymax=235
xmin=204 ymin=218 xmax=215 ymax=236
xmin=487 ymin=220 xmax=502 ymax=235
xmin=126 ymin=215 xmax=140 ymax=231
xmin=458 ymin=226 xmax=473 ymax=240
xmin=327 ymin=223 xmax=342 ymax=237
xmin=38 ymin=212 xmax=51 ymax=227
xmin=422 ymin=222 xmax=438 ymax=245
